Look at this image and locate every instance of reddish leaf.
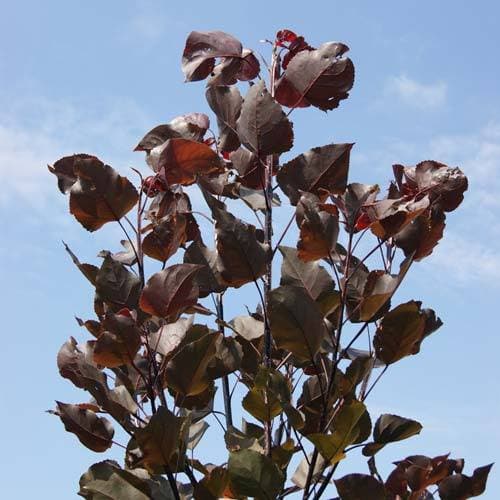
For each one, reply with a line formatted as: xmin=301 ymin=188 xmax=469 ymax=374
xmin=230 ymin=148 xmax=271 ymax=190
xmin=62 ymin=155 xmax=138 ymax=231
xmin=135 ymin=113 xmax=209 ymax=153
xmin=236 ymin=80 xmax=294 ymax=155
xmin=184 ymin=240 xmax=227 ymax=297
xmin=373 ymin=301 xmax=428 ymax=365
xmin=182 ymin=31 xmax=242 ymax=82
xmin=92 ymin=312 xmax=142 ymax=368
xmin=48 ymin=153 xmax=96 ymax=194
xmin=212 ymin=205 xmax=270 ymax=287
xmin=394 ymin=206 xmax=446 ymax=261
xmin=139 ymin=263 xmax=202 ymax=321
xmin=142 ymin=214 xmax=188 ymax=262
xmin=295 ymin=193 xmax=339 ymax=261
xmin=206 ymin=86 xmax=242 ymax=152
xmin=275 ymin=42 xmax=354 ymax=110
xmin=158 ymin=138 xmax=223 ymax=186
xmin=277 ymin=143 xmax=354 ymax=205
xmin=55 ymin=401 xmax=114 ymax=453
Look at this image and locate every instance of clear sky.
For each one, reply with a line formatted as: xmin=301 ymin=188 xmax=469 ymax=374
xmin=1 ymin=0 xmax=499 ymax=498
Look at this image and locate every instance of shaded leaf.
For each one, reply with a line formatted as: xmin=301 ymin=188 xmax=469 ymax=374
xmin=228 ymin=449 xmax=285 ymax=499
xmin=135 ymin=407 xmax=187 ymax=471
xmin=207 ymin=335 xmax=243 ymax=379
xmin=277 ymin=143 xmax=353 ymax=205
xmin=334 ymin=473 xmax=386 ymax=500
xmin=96 ymin=255 xmax=141 ymax=311
xmin=63 ymin=241 xmax=99 ymax=286
xmin=394 ymin=207 xmax=446 ymax=261
xmin=143 ymin=214 xmax=187 ymax=262
xmin=438 ymin=464 xmax=493 ymax=499
xmin=165 ymin=331 xmax=219 ymax=396
xmin=239 ymin=186 xmax=281 ymax=212
xmin=182 ymin=31 xmax=242 ymax=82
xmin=55 ymin=401 xmax=114 ymax=453
xmin=236 ymin=80 xmax=293 ymax=155
xmin=48 ymin=153 xmax=96 ymax=194
xmin=275 ymin=42 xmax=354 ymax=111
xmin=279 ymin=245 xmax=334 ymax=299
xmin=183 ymin=240 xmax=226 ymax=297
xmin=363 ymin=414 xmax=422 ymax=456
xmin=139 ymin=264 xmax=202 ymax=321
xmin=212 ymin=205 xmax=270 ymax=287
xmin=229 ymin=147 xmax=269 ymax=190
xmin=206 ymin=86 xmax=242 ymax=152
xmin=269 ymin=285 xmax=326 ymax=362
xmin=78 ymin=460 xmax=175 ymax=499
xmin=374 ymin=301 xmax=428 ymax=365
xmin=92 ymin=312 xmax=142 ymax=368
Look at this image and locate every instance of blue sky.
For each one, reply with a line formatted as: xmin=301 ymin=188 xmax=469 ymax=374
xmin=1 ymin=0 xmax=499 ymax=497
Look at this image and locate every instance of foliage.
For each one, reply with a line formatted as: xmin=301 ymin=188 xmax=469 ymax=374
xmin=48 ymin=28 xmax=492 ymax=499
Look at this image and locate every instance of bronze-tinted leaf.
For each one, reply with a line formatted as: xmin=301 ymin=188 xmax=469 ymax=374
xmin=55 ymin=401 xmax=114 ymax=453
xmin=143 ymin=214 xmax=187 ymax=262
xmin=277 ymin=143 xmax=353 ymax=205
xmin=63 ymin=242 xmax=99 ymax=286
xmin=334 ymin=473 xmax=386 ymax=500
xmin=212 ymin=206 xmax=270 ymax=287
xmin=366 ymin=196 xmax=430 ymax=239
xmin=164 ymin=332 xmax=219 ymax=396
xmin=182 ymin=31 xmax=242 ymax=82
xmin=399 ymin=160 xmax=468 ymax=212
xmin=95 ymin=256 xmax=141 ymax=311
xmin=269 ymin=285 xmax=326 ymax=362
xmin=135 ymin=113 xmax=209 ymax=152
xmin=279 ymin=245 xmax=334 ymax=299
xmin=158 ymin=138 xmax=223 ymax=186
xmin=183 ymin=240 xmax=226 ymax=297
xmin=57 ymin=338 xmax=134 ymax=429
xmin=229 ymin=148 xmax=267 ymax=189
xmin=228 ymin=449 xmax=285 ymax=499
xmin=206 ymin=86 xmax=242 ymax=152
xmin=92 ymin=312 xmax=142 ymax=368
xmin=341 ymin=183 xmax=380 ymax=232
xmin=295 ymin=192 xmax=339 ymax=261
xmin=362 ymin=414 xmax=422 ymax=456
xmin=373 ymin=301 xmax=428 ymax=365
xmin=67 ymin=156 xmax=138 ymax=231
xmin=239 ymin=186 xmax=281 ymax=212
xmin=135 ymin=406 xmax=188 ymax=471
xmin=78 ymin=460 xmax=174 ymax=499
xmin=394 ymin=207 xmax=446 ymax=261
xmin=48 ymin=153 xmax=96 ymax=194
xmin=236 ymin=80 xmax=293 ymax=155
xmin=275 ymin=42 xmax=354 ymax=111
xmin=139 ymin=264 xmax=202 ymax=321
xmin=438 ymin=463 xmax=493 ymax=499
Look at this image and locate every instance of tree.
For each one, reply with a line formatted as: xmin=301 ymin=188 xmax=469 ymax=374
xmin=48 ymin=29 xmax=492 ymax=499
